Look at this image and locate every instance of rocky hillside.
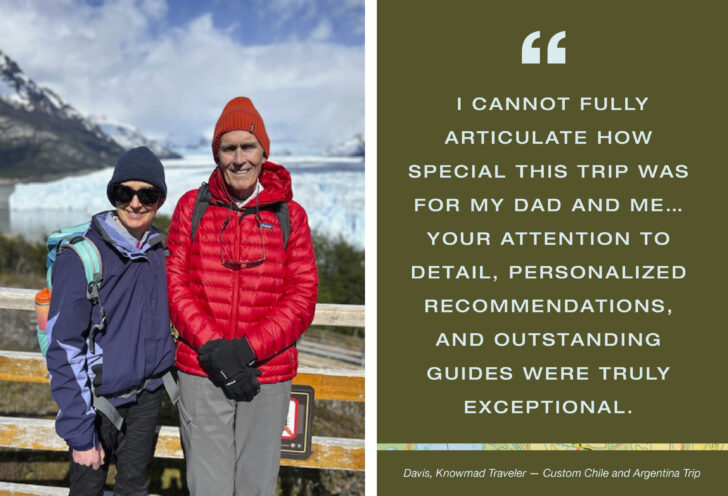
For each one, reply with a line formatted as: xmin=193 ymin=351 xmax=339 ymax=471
xmin=0 ymin=49 xmax=177 ymax=181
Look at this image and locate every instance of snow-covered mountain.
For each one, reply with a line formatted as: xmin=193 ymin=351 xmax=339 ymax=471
xmin=0 ymin=51 xmax=110 ymax=141
xmin=327 ymin=133 xmax=364 ymax=157
xmin=0 ymin=49 xmax=123 ymax=180
xmin=0 ymin=49 xmax=178 ymax=179
xmin=91 ymin=116 xmax=181 ymax=159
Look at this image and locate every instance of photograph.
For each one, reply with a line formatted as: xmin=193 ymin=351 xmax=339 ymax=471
xmin=0 ymin=1 xmax=364 ymax=495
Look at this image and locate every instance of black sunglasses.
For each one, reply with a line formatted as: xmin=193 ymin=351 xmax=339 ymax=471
xmin=111 ymin=184 xmax=162 ymax=206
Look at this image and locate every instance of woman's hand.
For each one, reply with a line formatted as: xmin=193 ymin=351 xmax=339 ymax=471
xmin=72 ymin=444 xmax=105 ymax=470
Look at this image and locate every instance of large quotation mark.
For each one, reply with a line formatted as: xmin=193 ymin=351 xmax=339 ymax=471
xmin=521 ymin=31 xmax=566 ymax=64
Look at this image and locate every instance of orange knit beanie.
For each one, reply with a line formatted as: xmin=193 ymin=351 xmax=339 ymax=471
xmin=212 ymin=97 xmax=270 ymax=161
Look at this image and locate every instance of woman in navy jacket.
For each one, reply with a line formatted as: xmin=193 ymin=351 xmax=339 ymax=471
xmin=46 ymin=146 xmax=175 ymax=495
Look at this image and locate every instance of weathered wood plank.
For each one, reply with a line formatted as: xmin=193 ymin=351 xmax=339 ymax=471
xmin=295 ymin=367 xmax=365 ymax=402
xmin=297 ymin=353 xmax=362 ymax=371
xmin=0 ymin=481 xmax=71 ymax=496
xmin=0 ymin=417 xmax=67 ymax=452
xmin=0 ymin=287 xmax=37 ymax=311
xmin=0 ymin=417 xmax=363 ymax=471
xmin=0 ymin=481 xmax=157 ymax=495
xmin=0 ymin=351 xmax=364 ymax=402
xmin=289 ymin=437 xmax=365 ymax=471
xmin=0 ymin=287 xmax=365 ymax=328
xmin=311 ymin=303 xmax=365 ymax=327
xmin=153 ymin=426 xmax=184 ymax=459
xmin=0 ymin=350 xmax=48 ymax=384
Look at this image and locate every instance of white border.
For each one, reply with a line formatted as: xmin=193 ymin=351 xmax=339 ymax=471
xmin=364 ymin=0 xmax=377 ymax=494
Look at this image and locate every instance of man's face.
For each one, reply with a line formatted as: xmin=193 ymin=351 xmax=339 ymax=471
xmin=217 ymin=130 xmax=266 ymax=199
xmin=113 ymin=180 xmax=161 ymax=238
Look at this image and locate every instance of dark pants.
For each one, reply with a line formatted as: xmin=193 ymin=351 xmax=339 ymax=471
xmin=69 ymin=387 xmax=163 ymax=496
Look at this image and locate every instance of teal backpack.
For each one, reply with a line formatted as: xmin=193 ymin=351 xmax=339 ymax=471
xmin=36 ymin=222 xmax=105 ymax=357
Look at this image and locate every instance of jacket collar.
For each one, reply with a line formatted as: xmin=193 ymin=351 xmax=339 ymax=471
xmin=91 ymin=211 xmax=163 ymax=260
xmin=207 ymin=161 xmax=293 ymax=206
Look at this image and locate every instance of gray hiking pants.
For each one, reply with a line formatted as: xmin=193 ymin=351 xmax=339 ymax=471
xmin=177 ymin=371 xmax=291 ymax=496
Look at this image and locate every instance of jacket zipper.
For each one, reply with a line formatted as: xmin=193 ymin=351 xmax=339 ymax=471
xmin=229 ymin=210 xmax=241 ymax=338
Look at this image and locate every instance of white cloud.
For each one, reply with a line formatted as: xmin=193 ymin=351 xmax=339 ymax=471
xmin=309 ymin=19 xmax=333 ymax=42
xmin=0 ymin=0 xmax=363 ymax=153
xmin=260 ymin=0 xmax=318 ymax=27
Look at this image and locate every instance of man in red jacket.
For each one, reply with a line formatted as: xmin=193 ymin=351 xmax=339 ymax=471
xmin=167 ymin=97 xmax=318 ymax=495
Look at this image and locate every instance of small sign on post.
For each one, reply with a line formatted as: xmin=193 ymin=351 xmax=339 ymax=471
xmin=281 ymin=384 xmax=315 ymax=459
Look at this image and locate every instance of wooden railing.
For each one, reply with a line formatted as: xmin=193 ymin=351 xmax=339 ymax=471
xmin=0 ymin=286 xmax=365 ymax=494
xmin=0 ymin=288 xmax=366 ymax=328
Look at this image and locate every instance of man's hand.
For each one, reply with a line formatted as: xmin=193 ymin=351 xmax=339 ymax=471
xmin=198 ymin=338 xmax=256 ymax=385
xmin=223 ymin=367 xmax=263 ymax=402
xmin=72 ymin=444 xmax=105 ymax=470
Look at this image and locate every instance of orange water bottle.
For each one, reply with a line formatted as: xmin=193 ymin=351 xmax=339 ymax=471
xmin=35 ymin=288 xmax=51 ymax=356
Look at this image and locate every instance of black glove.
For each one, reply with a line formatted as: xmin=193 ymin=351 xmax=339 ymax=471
xmin=198 ymin=338 xmax=256 ymax=386
xmin=222 ymin=367 xmax=263 ymax=402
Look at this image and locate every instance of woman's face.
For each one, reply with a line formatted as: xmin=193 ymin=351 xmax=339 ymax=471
xmin=112 ymin=180 xmax=161 ymax=239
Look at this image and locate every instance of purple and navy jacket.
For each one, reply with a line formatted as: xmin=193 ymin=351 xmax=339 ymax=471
xmin=46 ymin=212 xmax=175 ymax=450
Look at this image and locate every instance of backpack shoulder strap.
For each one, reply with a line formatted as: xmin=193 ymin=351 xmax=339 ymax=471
xmin=49 ymin=236 xmax=103 ymax=292
xmin=190 ymin=183 xmax=211 ymax=243
xmin=274 ymin=202 xmax=290 ymax=250
xmin=62 ymin=237 xmax=102 ymax=287
xmin=58 ymin=236 xmax=106 ymax=353
xmin=196 ymin=186 xmax=290 ymax=249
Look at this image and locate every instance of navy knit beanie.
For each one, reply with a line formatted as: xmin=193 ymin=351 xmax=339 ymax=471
xmin=106 ymin=146 xmax=167 ymax=206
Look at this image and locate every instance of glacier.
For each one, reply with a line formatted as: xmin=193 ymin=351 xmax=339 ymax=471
xmin=9 ymin=156 xmax=365 ymax=248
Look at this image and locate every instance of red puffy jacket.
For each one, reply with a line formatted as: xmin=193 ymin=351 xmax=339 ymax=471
xmin=167 ymin=163 xmax=318 ymax=382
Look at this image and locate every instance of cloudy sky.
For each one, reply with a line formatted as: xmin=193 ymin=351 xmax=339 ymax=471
xmin=0 ymin=0 xmax=364 ymax=154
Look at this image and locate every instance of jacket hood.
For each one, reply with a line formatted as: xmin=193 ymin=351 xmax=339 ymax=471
xmin=208 ymin=161 xmax=293 ymax=206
